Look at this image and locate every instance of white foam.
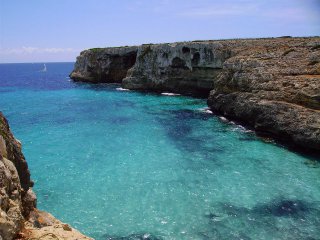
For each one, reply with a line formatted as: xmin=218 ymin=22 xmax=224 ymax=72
xmin=116 ymin=87 xmax=130 ymax=91
xmin=161 ymin=92 xmax=181 ymax=96
xmin=237 ymin=124 xmax=246 ymax=131
xmin=236 ymin=124 xmax=253 ymax=133
xmin=219 ymin=116 xmax=228 ymax=122
xmin=232 ymin=124 xmax=254 ymax=133
xmin=198 ymin=107 xmax=213 ymax=114
xmin=243 ymin=129 xmax=254 ymax=133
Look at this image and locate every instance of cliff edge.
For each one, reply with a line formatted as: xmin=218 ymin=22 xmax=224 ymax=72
xmin=207 ymin=38 xmax=320 ymax=153
xmin=0 ymin=112 xmax=91 ymax=240
xmin=70 ymin=37 xmax=320 ymax=153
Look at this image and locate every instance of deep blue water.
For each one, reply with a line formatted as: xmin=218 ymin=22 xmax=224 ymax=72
xmin=0 ymin=63 xmax=319 ymax=240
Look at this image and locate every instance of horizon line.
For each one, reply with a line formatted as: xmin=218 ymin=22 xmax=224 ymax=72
xmin=1 ymin=35 xmax=319 ymax=64
xmin=0 ymin=61 xmax=76 ymax=64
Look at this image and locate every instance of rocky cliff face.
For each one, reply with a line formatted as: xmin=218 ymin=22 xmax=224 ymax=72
xmin=71 ymin=42 xmax=232 ymax=95
xmin=70 ymin=37 xmax=320 ymax=153
xmin=70 ymin=46 xmax=138 ymax=83
xmin=0 ymin=112 xmax=36 ymax=239
xmin=207 ymin=38 xmax=320 ymax=153
xmin=122 ymin=42 xmax=231 ymax=95
xmin=0 ymin=112 xmax=91 ymax=240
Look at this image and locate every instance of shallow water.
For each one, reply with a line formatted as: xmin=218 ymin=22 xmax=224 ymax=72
xmin=0 ymin=63 xmax=319 ymax=240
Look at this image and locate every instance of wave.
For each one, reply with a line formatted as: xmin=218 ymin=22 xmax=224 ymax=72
xmin=219 ymin=116 xmax=228 ymax=122
xmin=116 ymin=87 xmax=130 ymax=91
xmin=161 ymin=92 xmax=181 ymax=96
xmin=198 ymin=107 xmax=213 ymax=114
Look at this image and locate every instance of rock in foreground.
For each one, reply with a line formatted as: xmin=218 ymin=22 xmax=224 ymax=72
xmin=20 ymin=209 xmax=92 ymax=240
xmin=0 ymin=112 xmax=91 ymax=240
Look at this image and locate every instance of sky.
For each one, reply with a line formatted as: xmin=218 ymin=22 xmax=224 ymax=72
xmin=0 ymin=0 xmax=319 ymax=63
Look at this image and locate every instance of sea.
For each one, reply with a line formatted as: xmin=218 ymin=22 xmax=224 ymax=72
xmin=0 ymin=63 xmax=319 ymax=240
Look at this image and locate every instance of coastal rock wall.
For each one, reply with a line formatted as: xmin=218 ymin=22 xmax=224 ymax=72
xmin=70 ymin=42 xmax=232 ymax=95
xmin=207 ymin=38 xmax=320 ymax=152
xmin=70 ymin=37 xmax=320 ymax=153
xmin=70 ymin=46 xmax=138 ymax=83
xmin=0 ymin=112 xmax=91 ymax=240
xmin=122 ymin=42 xmax=231 ymax=95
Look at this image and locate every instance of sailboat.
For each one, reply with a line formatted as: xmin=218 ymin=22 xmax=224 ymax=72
xmin=42 ymin=64 xmax=47 ymax=72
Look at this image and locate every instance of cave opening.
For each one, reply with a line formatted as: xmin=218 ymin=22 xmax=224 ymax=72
xmin=182 ymin=47 xmax=191 ymax=54
xmin=192 ymin=52 xmax=200 ymax=66
xmin=104 ymin=51 xmax=137 ymax=83
xmin=171 ymin=57 xmax=187 ymax=69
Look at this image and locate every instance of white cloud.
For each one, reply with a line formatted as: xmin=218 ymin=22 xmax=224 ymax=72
xmin=0 ymin=47 xmax=80 ymax=55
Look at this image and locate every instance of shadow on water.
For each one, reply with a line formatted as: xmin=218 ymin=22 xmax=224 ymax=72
xmin=201 ymin=198 xmax=320 ymax=240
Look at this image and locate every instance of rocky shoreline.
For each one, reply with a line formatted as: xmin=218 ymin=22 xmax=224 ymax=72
xmin=70 ymin=37 xmax=320 ymax=154
xmin=0 ymin=112 xmax=91 ymax=240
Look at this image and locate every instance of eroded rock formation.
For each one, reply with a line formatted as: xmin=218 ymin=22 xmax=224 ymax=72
xmin=70 ymin=46 xmax=138 ymax=83
xmin=122 ymin=42 xmax=231 ymax=95
xmin=0 ymin=112 xmax=91 ymax=240
xmin=70 ymin=37 xmax=320 ymax=153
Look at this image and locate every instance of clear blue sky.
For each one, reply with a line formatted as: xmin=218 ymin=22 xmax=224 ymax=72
xmin=0 ymin=0 xmax=319 ymax=63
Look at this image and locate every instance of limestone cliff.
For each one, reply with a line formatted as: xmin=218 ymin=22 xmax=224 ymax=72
xmin=70 ymin=37 xmax=320 ymax=153
xmin=0 ymin=112 xmax=91 ymax=240
xmin=207 ymin=38 xmax=320 ymax=153
xmin=122 ymin=42 xmax=231 ymax=95
xmin=71 ymin=46 xmax=138 ymax=83
xmin=70 ymin=42 xmax=232 ymax=95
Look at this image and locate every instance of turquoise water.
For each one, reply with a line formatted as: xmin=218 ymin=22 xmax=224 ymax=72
xmin=0 ymin=63 xmax=319 ymax=240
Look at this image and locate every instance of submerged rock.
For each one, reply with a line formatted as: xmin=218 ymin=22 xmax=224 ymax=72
xmin=203 ymin=199 xmax=320 ymax=240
